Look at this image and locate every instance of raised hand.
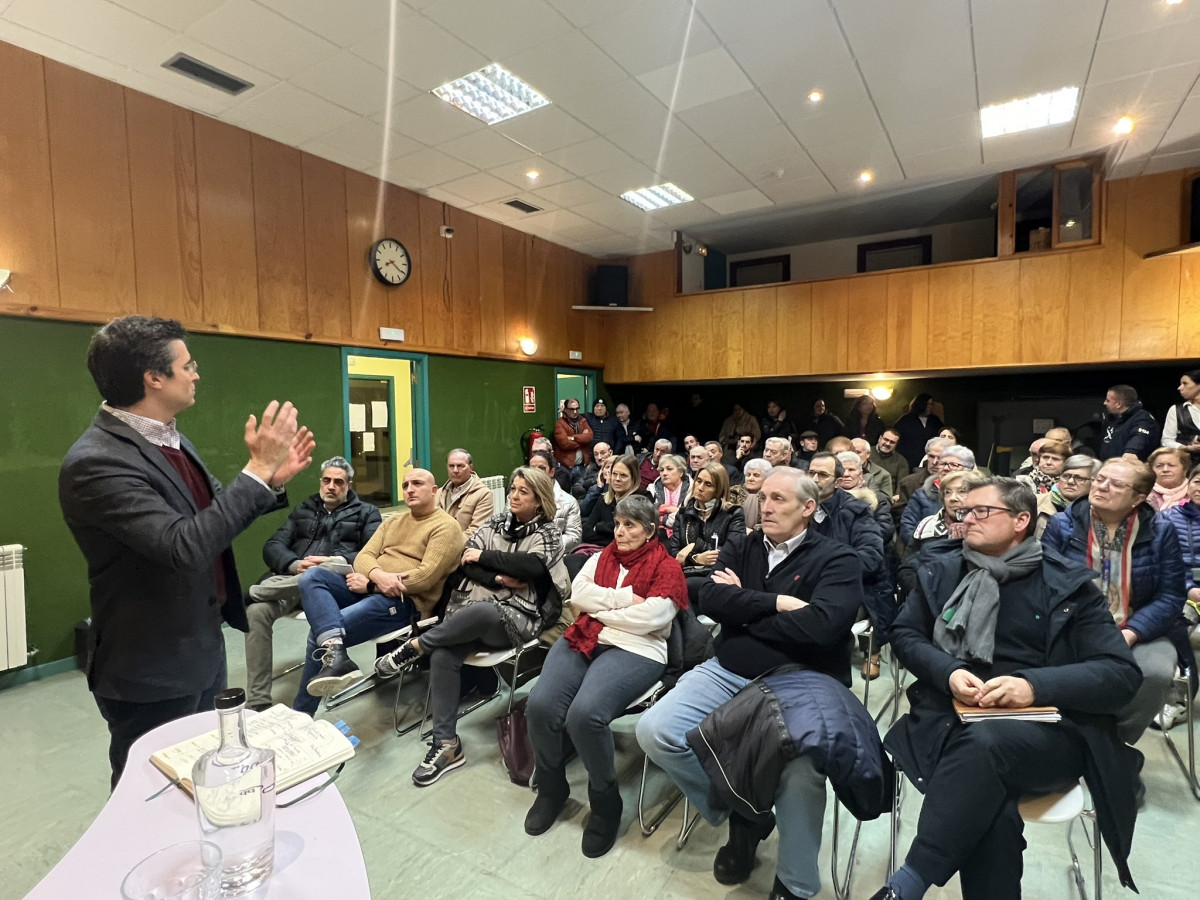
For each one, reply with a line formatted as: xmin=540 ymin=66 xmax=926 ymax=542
xmin=269 ymin=427 xmax=316 ymax=488
xmin=244 ymin=401 xmax=299 ymax=483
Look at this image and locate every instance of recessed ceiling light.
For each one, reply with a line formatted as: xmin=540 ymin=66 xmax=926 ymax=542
xmin=1113 ymin=116 xmax=1135 ymax=135
xmin=808 ymin=89 xmax=823 ymax=103
xmin=431 ymin=63 xmax=550 ymax=125
xmin=858 ymin=170 xmax=874 ymax=183
xmin=1165 ymin=0 xmax=1183 ymax=6
xmin=526 ymin=169 xmax=540 ymax=180
xmin=979 ymin=86 xmax=1078 ymax=138
xmin=620 ymin=183 xmax=694 ymax=211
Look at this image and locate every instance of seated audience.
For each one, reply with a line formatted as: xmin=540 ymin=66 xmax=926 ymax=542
xmin=718 ymin=402 xmax=762 ymax=457
xmin=895 ymin=437 xmax=953 ymax=529
xmin=296 ymin=469 xmax=464 ymax=711
xmin=638 ymin=437 xmax=672 ymax=489
xmin=1158 ymin=463 xmax=1200 ymax=728
xmin=580 ymin=454 xmax=647 ymax=555
xmin=532 ymin=436 xmax=573 ymax=494
xmin=874 ymin=478 xmax=1141 ymax=900
xmin=1100 ymin=384 xmax=1160 ymax=462
xmin=586 ymin=398 xmax=620 ymax=454
xmin=634 ymin=402 xmax=673 ymax=454
xmin=1041 ymin=458 xmax=1187 ymax=747
xmin=795 ymin=430 xmax=819 ymax=466
xmin=529 ymin=451 xmax=582 ymax=551
xmin=524 ymin=494 xmax=687 ymax=857
xmin=705 ymin=440 xmax=744 ymax=486
xmin=901 ymin=445 xmax=977 ymax=548
xmin=1147 ymin=446 xmax=1191 ymax=512
xmin=872 ymin=428 xmax=910 ymax=497
xmin=244 ymin=456 xmax=381 ymax=711
xmin=897 ymin=470 xmax=989 ymax=601
xmin=852 ymin=437 xmax=894 ymax=497
xmin=894 ymin=393 xmax=944 ymax=469
xmin=436 ymin=448 xmax=495 ymax=539
xmin=667 ymin=462 xmax=746 ymax=603
xmin=553 ymin=398 xmax=594 ymax=481
xmin=1034 ymin=454 xmax=1099 ymax=538
xmin=732 ymin=433 xmax=760 ymax=472
xmin=682 ymin=434 xmax=700 ymax=452
xmin=742 ymin=458 xmax=772 ymax=532
xmin=760 ymin=399 xmax=798 ymax=445
xmin=1017 ymin=438 xmax=1070 ymax=495
xmin=938 ymin=426 xmax=960 ymax=444
xmin=687 ymin=443 xmax=709 ymax=480
xmin=1163 ymin=368 xmax=1200 ymax=464
xmin=375 ymin=468 xmax=571 ymax=786
xmin=843 ymin=395 xmax=887 ymax=444
xmin=638 ymin=467 xmax=862 ymax=900
xmin=825 ymin=435 xmax=853 ymax=455
xmin=810 ymin=398 xmax=845 ymax=449
xmin=647 ymin=452 xmax=690 ymax=537
xmin=576 ymin=440 xmax=613 ymax=499
xmin=763 ymin=435 xmax=800 ymax=470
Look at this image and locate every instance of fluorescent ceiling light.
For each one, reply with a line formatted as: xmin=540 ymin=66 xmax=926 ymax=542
xmin=979 ymin=86 xmax=1079 ymax=138
xmin=432 ymin=64 xmax=550 ymax=125
xmin=620 ymin=183 xmax=694 ymax=211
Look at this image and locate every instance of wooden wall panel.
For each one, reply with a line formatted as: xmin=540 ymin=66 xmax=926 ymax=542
xmin=926 ymin=266 xmax=973 ymax=368
xmin=44 ymin=61 xmax=136 ymax=315
xmin=810 ymin=281 xmax=849 ymax=373
xmin=125 ymin=91 xmax=203 ymax=322
xmin=743 ymin=287 xmax=778 ymax=376
xmin=1120 ymin=256 xmax=1180 ymax=359
xmin=448 ymin=206 xmax=481 ymax=356
xmin=885 ymin=270 xmax=928 ymax=370
xmin=775 ymin=282 xmax=813 ymax=374
xmin=0 ymin=44 xmax=60 ymax=309
xmin=300 ymin=154 xmax=350 ymax=339
xmin=1066 ymin=249 xmax=1122 ymax=363
xmin=418 ymin=194 xmax=451 ymax=349
xmin=476 ymin=217 xmax=507 ymax=355
xmin=502 ymin=228 xmax=529 ymax=363
xmin=252 ymin=137 xmax=308 ymax=335
xmin=970 ymin=261 xmax=1019 ymax=366
xmin=712 ymin=290 xmax=745 ymax=378
xmin=1017 ymin=255 xmax=1070 ymax=364
xmin=1179 ymin=255 xmax=1200 ymax=359
xmin=343 ymin=170 xmax=391 ymax=344
xmin=194 ymin=116 xmax=258 ymax=330
xmin=384 ymin=182 xmax=423 ymax=343
xmin=846 ymin=275 xmax=888 ymax=372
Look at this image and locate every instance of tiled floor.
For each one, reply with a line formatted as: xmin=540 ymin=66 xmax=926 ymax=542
xmin=3 ymin=618 xmax=1197 ymax=899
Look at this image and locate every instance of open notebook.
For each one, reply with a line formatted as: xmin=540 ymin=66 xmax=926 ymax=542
xmin=954 ymin=700 xmax=1061 ymax=724
xmin=151 ymin=704 xmax=356 ymax=797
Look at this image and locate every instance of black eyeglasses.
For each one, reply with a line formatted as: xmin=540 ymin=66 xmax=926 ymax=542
xmin=1059 ymin=473 xmax=1093 ymax=485
xmin=566 ymin=405 xmax=579 ymax=411
xmin=954 ymin=505 xmax=1016 ymax=522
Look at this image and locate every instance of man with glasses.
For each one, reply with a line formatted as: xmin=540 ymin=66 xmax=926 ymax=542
xmin=895 ymin=437 xmax=953 ymax=531
xmin=1042 ymin=458 xmax=1190 ymax=748
xmin=1034 ymin=454 xmax=1099 ymax=538
xmin=60 ymin=315 xmax=316 ymax=787
xmin=870 ymin=477 xmax=1142 ymax=900
xmin=244 ymin=456 xmax=382 ymax=711
xmin=900 ymin=445 xmax=976 ymax=549
xmin=553 ymin=398 xmax=594 ymax=488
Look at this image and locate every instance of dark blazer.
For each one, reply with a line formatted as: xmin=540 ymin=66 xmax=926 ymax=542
xmin=59 ymin=410 xmax=284 ymax=703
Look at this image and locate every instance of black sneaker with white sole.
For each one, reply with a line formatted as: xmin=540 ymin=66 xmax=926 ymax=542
xmin=374 ymin=640 xmax=420 ymax=679
xmin=306 ymin=642 xmax=362 ymax=697
xmin=412 ymin=736 xmax=465 ymax=787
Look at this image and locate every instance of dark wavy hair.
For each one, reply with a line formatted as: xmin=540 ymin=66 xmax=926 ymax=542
xmin=86 ymin=316 xmax=186 ymax=407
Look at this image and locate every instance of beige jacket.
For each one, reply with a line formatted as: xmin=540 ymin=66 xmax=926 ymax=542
xmin=436 ymin=473 xmax=495 ymax=539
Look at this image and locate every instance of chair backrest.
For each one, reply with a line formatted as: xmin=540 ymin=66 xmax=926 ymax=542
xmin=481 ymin=475 xmax=506 ymax=513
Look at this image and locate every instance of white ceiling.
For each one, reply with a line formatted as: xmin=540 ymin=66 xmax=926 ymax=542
xmin=3 ymin=0 xmax=1200 ymax=258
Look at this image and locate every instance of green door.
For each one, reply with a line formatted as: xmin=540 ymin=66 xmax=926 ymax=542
xmin=555 ymin=370 xmax=593 ymax=420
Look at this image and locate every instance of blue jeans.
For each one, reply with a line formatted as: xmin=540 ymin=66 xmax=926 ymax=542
xmin=636 ymin=657 xmax=827 ymax=898
xmin=293 ymin=568 xmax=414 ymax=715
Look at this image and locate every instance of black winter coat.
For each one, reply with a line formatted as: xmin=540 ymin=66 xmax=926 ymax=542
xmin=262 ymin=491 xmax=382 ymax=574
xmin=894 ymin=410 xmax=944 ymax=470
xmin=1100 ymin=401 xmax=1160 ymax=460
xmin=886 ymin=540 xmax=1143 ymax=889
xmin=667 ymin=500 xmax=746 ymax=573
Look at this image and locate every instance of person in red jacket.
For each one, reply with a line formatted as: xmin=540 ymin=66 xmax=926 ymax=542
xmin=553 ymin=398 xmax=594 ymax=483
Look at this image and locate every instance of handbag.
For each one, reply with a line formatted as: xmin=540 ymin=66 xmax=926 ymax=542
xmin=496 ymin=697 xmax=535 ymax=786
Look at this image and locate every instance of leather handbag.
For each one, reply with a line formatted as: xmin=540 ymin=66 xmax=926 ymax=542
xmin=496 ymin=697 xmax=535 ymax=786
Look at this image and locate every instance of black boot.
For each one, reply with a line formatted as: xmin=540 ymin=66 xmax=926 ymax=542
xmin=713 ymin=810 xmax=776 ymax=885
xmin=525 ymin=765 xmax=570 ymax=836
xmin=581 ymin=783 xmax=623 ymax=858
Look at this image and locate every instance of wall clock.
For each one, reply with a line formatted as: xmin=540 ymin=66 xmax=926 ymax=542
xmin=369 ymin=238 xmax=411 ymax=286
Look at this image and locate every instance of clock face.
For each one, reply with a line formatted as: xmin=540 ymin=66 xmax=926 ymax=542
xmin=370 ymin=238 xmax=411 ymax=286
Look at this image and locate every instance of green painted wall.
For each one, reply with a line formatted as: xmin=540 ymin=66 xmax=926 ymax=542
xmin=0 ymin=316 xmax=343 ymax=666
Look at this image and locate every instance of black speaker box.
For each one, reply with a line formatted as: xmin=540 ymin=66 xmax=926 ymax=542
xmin=592 ymin=264 xmax=629 ymax=307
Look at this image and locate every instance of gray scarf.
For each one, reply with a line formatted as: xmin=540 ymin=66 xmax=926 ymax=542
xmin=933 ymin=539 xmax=1043 ymax=664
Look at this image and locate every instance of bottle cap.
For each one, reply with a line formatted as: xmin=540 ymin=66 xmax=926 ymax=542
xmin=214 ymin=688 xmax=246 ymax=710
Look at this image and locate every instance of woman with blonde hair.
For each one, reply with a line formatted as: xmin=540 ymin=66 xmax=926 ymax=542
xmin=1147 ymin=446 xmax=1192 ymax=512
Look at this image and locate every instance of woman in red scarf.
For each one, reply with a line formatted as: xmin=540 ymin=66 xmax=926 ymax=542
xmin=524 ymin=493 xmax=687 ymax=858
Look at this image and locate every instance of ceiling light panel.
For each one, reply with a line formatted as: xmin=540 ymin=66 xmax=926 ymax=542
xmin=432 ymin=64 xmax=550 ymax=125
xmin=620 ymin=183 xmax=694 ymax=211
xmin=979 ymin=86 xmax=1079 ymax=138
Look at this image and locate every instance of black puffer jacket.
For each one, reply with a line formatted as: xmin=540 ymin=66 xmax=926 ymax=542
xmin=1100 ymin=401 xmax=1160 ymax=461
xmin=262 ymin=491 xmax=382 ymax=574
xmin=687 ymin=667 xmax=893 ymax=825
xmin=667 ymin=500 xmax=746 ymax=573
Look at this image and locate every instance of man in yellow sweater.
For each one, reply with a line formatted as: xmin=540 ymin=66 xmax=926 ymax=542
xmin=295 ymin=468 xmax=464 ymax=711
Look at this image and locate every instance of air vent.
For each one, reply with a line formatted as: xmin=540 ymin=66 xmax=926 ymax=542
xmin=503 ymin=198 xmax=542 ymax=214
xmin=162 ymin=53 xmax=254 ymax=95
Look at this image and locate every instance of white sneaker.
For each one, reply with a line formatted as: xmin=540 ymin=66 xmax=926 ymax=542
xmin=1151 ymin=702 xmax=1187 ymax=731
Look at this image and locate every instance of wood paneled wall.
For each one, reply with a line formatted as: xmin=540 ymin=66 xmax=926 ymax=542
xmin=0 ymin=43 xmax=598 ymax=364
xmin=597 ymin=171 xmax=1200 ymax=383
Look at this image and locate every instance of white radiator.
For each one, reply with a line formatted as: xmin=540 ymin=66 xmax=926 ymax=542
xmin=481 ymin=475 xmax=507 ymax=514
xmin=0 ymin=544 xmax=27 ymax=672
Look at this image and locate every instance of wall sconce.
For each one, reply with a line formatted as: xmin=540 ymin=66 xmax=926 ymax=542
xmin=0 ymin=269 xmax=11 ymax=293
xmin=681 ymin=242 xmax=708 ymax=257
xmin=519 ymin=337 xmax=538 ymax=356
xmin=869 ymin=386 xmax=893 ymax=401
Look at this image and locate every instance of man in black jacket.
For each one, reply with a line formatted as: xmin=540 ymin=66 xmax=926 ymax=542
xmin=638 ymin=467 xmax=863 ymax=900
xmin=243 ymin=456 xmax=382 ymax=710
xmin=869 ymin=478 xmax=1142 ymax=900
xmin=1100 ymin=384 xmax=1161 ymax=461
xmin=59 ymin=316 xmax=315 ymax=788
xmin=585 ymin=398 xmax=620 ymax=454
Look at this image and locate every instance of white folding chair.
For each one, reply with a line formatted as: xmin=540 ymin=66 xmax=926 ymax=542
xmin=324 ymin=621 xmax=422 ymax=710
xmin=1161 ymin=666 xmax=1199 ymax=800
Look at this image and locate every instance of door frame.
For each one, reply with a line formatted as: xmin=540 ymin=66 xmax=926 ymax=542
xmin=347 ymin=373 xmax=400 ymax=506
xmin=341 ymin=347 xmax=431 ymax=474
xmin=553 ymin=367 xmax=599 ymax=415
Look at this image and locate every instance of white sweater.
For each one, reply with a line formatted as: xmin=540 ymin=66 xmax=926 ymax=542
xmin=569 ymin=553 xmax=677 ymax=663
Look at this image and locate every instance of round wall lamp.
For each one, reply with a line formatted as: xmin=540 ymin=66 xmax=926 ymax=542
xmin=519 ymin=337 xmax=538 ymax=356
xmin=869 ymin=386 xmax=893 ymax=401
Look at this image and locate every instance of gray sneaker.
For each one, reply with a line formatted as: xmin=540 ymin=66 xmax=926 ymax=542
xmin=306 ymin=643 xmax=362 ymax=697
xmin=412 ymin=737 xmax=464 ymax=787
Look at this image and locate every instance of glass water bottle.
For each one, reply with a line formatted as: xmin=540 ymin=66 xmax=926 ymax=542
xmin=192 ymin=688 xmax=276 ymax=896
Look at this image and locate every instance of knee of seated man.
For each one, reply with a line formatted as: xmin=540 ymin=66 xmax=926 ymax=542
xmin=636 ymin=703 xmax=682 ymax=754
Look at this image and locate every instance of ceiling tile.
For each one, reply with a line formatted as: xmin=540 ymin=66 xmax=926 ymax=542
xmin=887 ymin=113 xmax=981 ymax=157
xmin=290 ymin=51 xmax=418 ymax=117
xmin=422 ymin=184 xmax=474 ymax=207
xmin=980 ymin=123 xmax=1072 ymax=166
xmin=224 ymin=83 xmax=360 ymax=145
xmin=1088 ymin=20 xmax=1200 ymax=85
xmin=383 ymin=92 xmax=485 ymax=144
xmin=572 ymin=197 xmax=655 ymax=231
xmin=703 ymin=188 xmax=774 ymax=215
xmin=424 ymin=0 xmax=574 ymax=59
xmin=754 ymin=174 xmax=838 ymax=206
xmin=503 ymin=31 xmax=627 ymax=102
xmin=1099 ymin=0 xmax=1200 ymax=40
xmin=556 ymin=78 xmax=670 ymax=135
xmin=678 ymin=89 xmax=780 ymax=144
xmin=643 ymin=200 xmax=716 ymax=228
xmin=306 ymin=118 xmax=424 ymax=167
xmin=655 ymin=147 xmax=753 ymax=198
xmin=695 ymin=0 xmax=827 ymax=44
xmin=584 ymin=0 xmax=720 ymax=76
xmin=638 ymin=47 xmax=753 ymax=112
xmin=494 ymin=106 xmax=597 ymax=153
xmin=107 ymin=0 xmax=226 ymax=31
xmin=257 ymin=0 xmax=407 ymax=48
xmin=186 ymin=0 xmax=340 ymax=79
xmin=898 ymin=143 xmax=983 ymax=180
xmin=300 ymin=139 xmax=377 ymax=172
xmin=545 ymin=0 xmax=641 ymax=28
xmin=710 ymin=125 xmax=820 ymax=179
xmin=385 ymin=146 xmax=478 ymax=187
xmin=545 ymin=137 xmax=635 ymax=176
xmin=1145 ymin=147 xmax=1200 ymax=173
xmin=490 ymin=157 xmax=575 ymax=189
xmin=586 ymin=160 xmax=659 ymax=194
xmin=530 ymin=178 xmax=612 ymax=207
xmin=724 ymin=12 xmax=848 ymax=87
xmin=351 ymin=14 xmax=486 ymax=89
xmin=806 ymin=136 xmax=904 ymax=186
xmin=1078 ymin=63 xmax=1199 ymax=125
xmin=438 ymin=171 xmax=522 ymax=204
xmin=1161 ymin=94 xmax=1200 ymax=147
xmin=607 ymin=119 xmax=698 ymax=165
xmin=438 ymin=128 xmax=532 ymax=168
xmin=5 ymin=0 xmax=176 ymax=69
